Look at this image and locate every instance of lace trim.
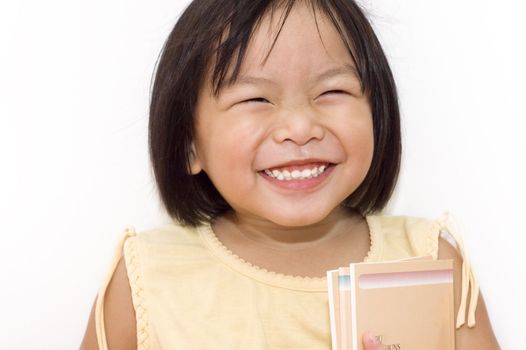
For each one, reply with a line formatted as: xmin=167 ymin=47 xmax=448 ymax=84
xmin=363 ymin=215 xmax=381 ymax=262
xmin=196 ymin=216 xmax=377 ymax=291
xmin=123 ymin=228 xmax=150 ymax=350
xmin=438 ymin=213 xmax=479 ymax=329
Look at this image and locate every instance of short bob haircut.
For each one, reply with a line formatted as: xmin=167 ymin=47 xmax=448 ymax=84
xmin=149 ymin=0 xmax=401 ymax=227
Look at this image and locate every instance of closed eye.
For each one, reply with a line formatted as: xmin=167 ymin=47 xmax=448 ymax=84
xmin=315 ymin=90 xmax=352 ymax=101
xmin=323 ymin=90 xmax=347 ymax=96
xmin=241 ymin=97 xmax=270 ymax=104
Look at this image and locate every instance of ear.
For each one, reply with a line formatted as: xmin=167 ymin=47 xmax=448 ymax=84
xmin=188 ymin=143 xmax=202 ymax=175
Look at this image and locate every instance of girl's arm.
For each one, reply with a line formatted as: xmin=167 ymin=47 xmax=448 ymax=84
xmin=80 ymin=258 xmax=137 ymax=350
xmin=438 ymin=237 xmax=501 ymax=349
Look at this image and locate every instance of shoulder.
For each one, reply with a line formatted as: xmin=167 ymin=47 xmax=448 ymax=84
xmin=367 ymin=213 xmax=440 ymax=237
xmin=124 ymin=222 xmax=205 ymax=252
xmin=123 ymin=222 xmax=210 ymax=269
xmin=366 ymin=214 xmax=441 ymax=260
xmin=130 ymin=221 xmax=201 ymax=243
xmin=80 ymin=221 xmax=200 ymax=350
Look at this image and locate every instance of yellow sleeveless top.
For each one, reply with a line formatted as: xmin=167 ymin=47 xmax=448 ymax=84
xmin=94 ymin=214 xmax=478 ymax=349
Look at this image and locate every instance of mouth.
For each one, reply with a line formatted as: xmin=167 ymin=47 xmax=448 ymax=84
xmin=260 ymin=162 xmax=333 ymax=181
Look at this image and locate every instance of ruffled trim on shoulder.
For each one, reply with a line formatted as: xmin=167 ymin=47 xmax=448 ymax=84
xmin=426 ymin=221 xmax=440 ymax=260
xmin=437 ymin=213 xmax=480 ymax=329
xmin=123 ymin=229 xmax=150 ymax=350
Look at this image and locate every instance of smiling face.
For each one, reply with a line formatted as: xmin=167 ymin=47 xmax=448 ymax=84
xmin=191 ymin=4 xmax=374 ymax=228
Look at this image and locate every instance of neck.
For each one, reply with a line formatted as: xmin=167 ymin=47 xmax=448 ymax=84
xmin=214 ymin=207 xmax=364 ymax=251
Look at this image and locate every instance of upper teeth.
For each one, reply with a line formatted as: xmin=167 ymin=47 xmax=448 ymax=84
xmin=264 ymin=165 xmax=327 ymax=181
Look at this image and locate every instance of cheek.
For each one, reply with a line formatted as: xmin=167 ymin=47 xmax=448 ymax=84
xmin=356 ymin=122 xmax=375 ymax=163
xmin=356 ymin=120 xmax=375 ymax=158
xmin=197 ymin=117 xmax=267 ymax=175
xmin=348 ymin=131 xmax=374 ymax=173
xmin=336 ymin=111 xmax=374 ymax=171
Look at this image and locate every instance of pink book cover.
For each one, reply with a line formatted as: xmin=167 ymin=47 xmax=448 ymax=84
xmin=349 ymin=258 xmax=455 ymax=350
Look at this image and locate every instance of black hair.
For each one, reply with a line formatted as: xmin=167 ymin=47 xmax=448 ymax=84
xmin=149 ymin=0 xmax=401 ymax=226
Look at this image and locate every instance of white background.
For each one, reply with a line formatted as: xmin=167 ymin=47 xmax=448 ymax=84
xmin=1 ymin=0 xmax=523 ymax=348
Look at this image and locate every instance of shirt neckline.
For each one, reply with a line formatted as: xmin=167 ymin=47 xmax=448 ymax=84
xmin=197 ymin=215 xmax=380 ymax=292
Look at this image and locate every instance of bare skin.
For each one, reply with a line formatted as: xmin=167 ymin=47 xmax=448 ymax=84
xmin=80 ymin=257 xmax=136 ymax=350
xmin=437 ymin=237 xmax=501 ymax=349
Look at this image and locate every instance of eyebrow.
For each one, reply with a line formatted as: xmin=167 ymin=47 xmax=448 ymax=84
xmin=313 ymin=64 xmax=361 ymax=84
xmin=231 ymin=75 xmax=276 ymax=87
xmin=222 ymin=63 xmax=361 ymax=92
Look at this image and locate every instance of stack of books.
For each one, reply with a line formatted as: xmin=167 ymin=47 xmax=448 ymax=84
xmin=327 ymin=256 xmax=455 ymax=350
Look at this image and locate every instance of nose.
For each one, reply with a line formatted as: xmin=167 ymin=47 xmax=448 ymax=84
xmin=272 ymin=108 xmax=325 ymax=145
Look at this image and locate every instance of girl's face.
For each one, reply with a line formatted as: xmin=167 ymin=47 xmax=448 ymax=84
xmin=192 ymin=4 xmax=374 ymax=228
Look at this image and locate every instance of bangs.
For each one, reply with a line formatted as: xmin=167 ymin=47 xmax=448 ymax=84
xmin=209 ymin=0 xmax=367 ymax=96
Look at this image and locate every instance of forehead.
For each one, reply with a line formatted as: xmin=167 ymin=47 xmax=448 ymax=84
xmin=246 ymin=4 xmax=354 ymax=69
xmin=210 ymin=2 xmax=360 ymax=93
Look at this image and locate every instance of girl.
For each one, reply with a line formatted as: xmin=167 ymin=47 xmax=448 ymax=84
xmin=81 ymin=0 xmax=500 ymax=349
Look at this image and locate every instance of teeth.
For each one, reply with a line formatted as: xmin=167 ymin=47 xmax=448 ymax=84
xmin=263 ymin=165 xmax=329 ymax=181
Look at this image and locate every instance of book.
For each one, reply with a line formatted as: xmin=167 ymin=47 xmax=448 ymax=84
xmin=327 ymin=267 xmax=351 ymax=350
xmin=338 ymin=267 xmax=351 ymax=350
xmin=327 ymin=257 xmax=455 ymax=350
xmin=327 ymin=269 xmax=341 ymax=349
